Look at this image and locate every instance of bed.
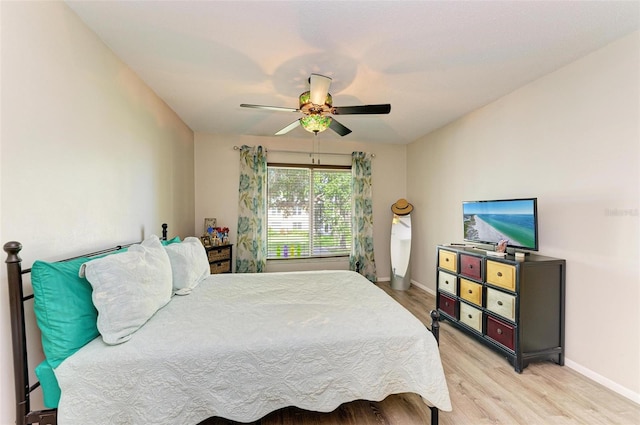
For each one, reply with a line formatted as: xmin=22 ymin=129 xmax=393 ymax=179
xmin=5 ymin=225 xmax=451 ymax=425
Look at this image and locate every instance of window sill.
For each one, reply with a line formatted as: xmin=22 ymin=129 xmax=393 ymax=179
xmin=265 ymin=256 xmax=349 ymax=273
xmin=267 ymin=255 xmax=348 ymax=263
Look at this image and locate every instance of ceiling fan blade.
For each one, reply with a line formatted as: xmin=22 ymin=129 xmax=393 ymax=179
xmin=329 ymin=118 xmax=352 ymax=137
xmin=332 ymin=104 xmax=391 ymax=115
xmin=275 ymin=119 xmax=301 ymax=135
xmin=240 ymin=104 xmax=300 ymax=113
xmin=309 ymin=74 xmax=332 ymax=105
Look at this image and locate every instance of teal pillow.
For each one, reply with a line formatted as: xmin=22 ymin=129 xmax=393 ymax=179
xmin=162 ymin=236 xmax=181 ymax=246
xmin=35 ymin=360 xmax=61 ymax=408
xmin=31 ymin=248 xmax=127 ymax=368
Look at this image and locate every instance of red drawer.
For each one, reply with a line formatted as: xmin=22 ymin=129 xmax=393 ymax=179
xmin=460 ymin=254 xmax=482 ymax=280
xmin=486 ymin=315 xmax=515 ymax=351
xmin=438 ymin=293 xmax=458 ymax=318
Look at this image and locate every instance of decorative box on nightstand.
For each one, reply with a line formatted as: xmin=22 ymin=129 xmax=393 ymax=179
xmin=206 ymin=244 xmax=233 ymax=274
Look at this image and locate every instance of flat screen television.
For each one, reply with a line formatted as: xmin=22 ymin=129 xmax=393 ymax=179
xmin=463 ymin=198 xmax=538 ymax=251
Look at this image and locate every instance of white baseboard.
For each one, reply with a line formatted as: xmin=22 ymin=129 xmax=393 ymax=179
xmin=564 ymin=358 xmax=640 ymax=405
xmin=378 ymin=277 xmax=435 ymax=297
xmin=411 ymin=279 xmax=435 ymax=295
xmin=407 ymin=278 xmax=640 ymax=405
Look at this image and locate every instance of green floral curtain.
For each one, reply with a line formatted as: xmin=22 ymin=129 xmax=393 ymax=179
xmin=350 ymin=152 xmax=377 ymax=282
xmin=236 ymin=145 xmax=267 ymax=273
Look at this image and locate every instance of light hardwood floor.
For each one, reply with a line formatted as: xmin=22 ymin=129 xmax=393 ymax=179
xmin=202 ymin=282 xmax=640 ymax=425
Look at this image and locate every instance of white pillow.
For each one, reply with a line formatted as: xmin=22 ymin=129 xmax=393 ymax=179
xmin=80 ymin=235 xmax=173 ymax=345
xmin=164 ymin=236 xmax=210 ymax=295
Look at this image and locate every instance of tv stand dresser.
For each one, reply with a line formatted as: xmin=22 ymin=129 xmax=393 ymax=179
xmin=436 ymin=245 xmax=566 ymax=372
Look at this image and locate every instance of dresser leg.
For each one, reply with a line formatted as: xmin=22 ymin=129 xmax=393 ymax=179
xmin=514 ymin=356 xmax=524 ymax=373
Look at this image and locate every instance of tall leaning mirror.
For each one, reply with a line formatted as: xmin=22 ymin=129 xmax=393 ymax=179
xmin=390 ymin=199 xmax=413 ymax=290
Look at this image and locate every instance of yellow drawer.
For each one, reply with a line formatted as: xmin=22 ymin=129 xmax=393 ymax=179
xmin=486 ymin=260 xmax=516 ymax=291
xmin=486 ymin=287 xmax=516 ymax=321
xmin=438 ymin=250 xmax=457 ymax=272
xmin=460 ymin=278 xmax=483 ymax=307
xmin=438 ymin=270 xmax=457 ymax=295
xmin=460 ymin=302 xmax=483 ymax=333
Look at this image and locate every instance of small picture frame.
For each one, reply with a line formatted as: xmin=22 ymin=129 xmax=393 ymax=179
xmin=204 ymin=218 xmax=217 ymax=235
xmin=200 ymin=235 xmax=212 ymax=247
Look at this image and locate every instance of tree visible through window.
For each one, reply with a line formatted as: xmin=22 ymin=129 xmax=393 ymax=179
xmin=267 ymin=165 xmax=351 ymax=259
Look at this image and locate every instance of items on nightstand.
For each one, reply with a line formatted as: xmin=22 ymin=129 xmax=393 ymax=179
xmin=211 ymin=227 xmax=230 ymax=246
xmin=204 ymin=217 xmax=217 ymax=235
xmin=201 ymin=223 xmax=230 ymax=247
xmin=200 ymin=235 xmax=212 ymax=247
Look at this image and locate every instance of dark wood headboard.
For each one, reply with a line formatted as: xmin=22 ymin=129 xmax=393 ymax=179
xmin=4 ymin=224 xmax=168 ymax=425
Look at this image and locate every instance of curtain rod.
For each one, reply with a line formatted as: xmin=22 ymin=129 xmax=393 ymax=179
xmin=232 ymin=145 xmax=375 ymax=158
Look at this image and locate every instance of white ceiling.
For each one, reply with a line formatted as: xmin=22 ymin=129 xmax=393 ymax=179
xmin=66 ymin=1 xmax=639 ymax=145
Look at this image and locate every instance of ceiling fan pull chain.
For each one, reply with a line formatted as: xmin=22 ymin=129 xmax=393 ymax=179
xmin=315 ymin=136 xmax=321 ymax=165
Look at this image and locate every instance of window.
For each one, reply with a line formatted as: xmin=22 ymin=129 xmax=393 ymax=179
xmin=267 ymin=165 xmax=352 ymax=259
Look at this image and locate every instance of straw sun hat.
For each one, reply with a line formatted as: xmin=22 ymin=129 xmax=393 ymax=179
xmin=391 ymin=198 xmax=413 ymax=216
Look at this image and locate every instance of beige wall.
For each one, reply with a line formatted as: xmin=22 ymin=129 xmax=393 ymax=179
xmin=0 ymin=1 xmax=637 ymax=423
xmin=194 ymin=133 xmax=406 ymax=276
xmin=0 ymin=2 xmax=195 ymax=423
xmin=407 ymin=32 xmax=640 ymax=402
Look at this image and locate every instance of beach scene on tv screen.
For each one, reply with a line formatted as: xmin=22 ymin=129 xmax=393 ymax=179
xmin=464 ymin=200 xmax=536 ymax=249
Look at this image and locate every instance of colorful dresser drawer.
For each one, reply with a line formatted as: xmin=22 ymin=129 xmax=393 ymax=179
xmin=438 ymin=293 xmax=458 ymax=318
xmin=486 ymin=287 xmax=516 ymax=322
xmin=438 ymin=249 xmax=457 ymax=272
xmin=459 ymin=302 xmax=482 ymax=333
xmin=487 ymin=315 xmax=515 ymax=351
xmin=460 ymin=253 xmax=482 ymax=280
xmin=460 ymin=278 xmax=483 ymax=307
xmin=486 ymin=260 xmax=516 ymax=292
xmin=438 ymin=270 xmax=457 ymax=295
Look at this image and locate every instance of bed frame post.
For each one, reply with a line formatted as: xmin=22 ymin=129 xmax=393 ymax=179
xmin=4 ymin=241 xmax=30 ymax=425
xmin=161 ymin=223 xmax=168 ymax=240
xmin=430 ymin=310 xmax=440 ymax=346
xmin=5 ymin=242 xmax=58 ymax=425
xmin=429 ymin=309 xmax=441 ymax=425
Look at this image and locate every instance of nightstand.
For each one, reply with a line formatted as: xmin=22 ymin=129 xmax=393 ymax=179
xmin=206 ymin=244 xmax=233 ymax=274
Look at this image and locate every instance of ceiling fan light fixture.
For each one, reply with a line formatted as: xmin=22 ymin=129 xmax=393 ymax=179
xmin=299 ymin=91 xmax=332 ymax=111
xmin=240 ymin=73 xmax=390 ymax=137
xmin=301 ymin=114 xmax=332 ymax=134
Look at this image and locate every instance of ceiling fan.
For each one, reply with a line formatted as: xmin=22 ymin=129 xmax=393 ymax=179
xmin=240 ymin=73 xmax=391 ymax=137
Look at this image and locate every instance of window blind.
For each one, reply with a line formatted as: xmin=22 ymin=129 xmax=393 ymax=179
xmin=267 ymin=165 xmax=352 ymax=259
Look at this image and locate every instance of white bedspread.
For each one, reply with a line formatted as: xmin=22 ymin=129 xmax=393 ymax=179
xmin=55 ymin=271 xmax=451 ymax=424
